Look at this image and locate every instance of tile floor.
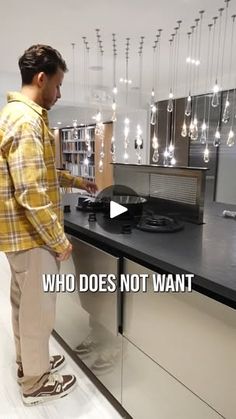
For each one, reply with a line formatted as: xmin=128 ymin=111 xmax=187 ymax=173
xmin=0 ymin=252 xmax=122 ymax=419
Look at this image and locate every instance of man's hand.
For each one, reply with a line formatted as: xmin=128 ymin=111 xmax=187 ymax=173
xmin=82 ymin=179 xmax=98 ymax=195
xmin=56 ymin=241 xmax=73 ymax=261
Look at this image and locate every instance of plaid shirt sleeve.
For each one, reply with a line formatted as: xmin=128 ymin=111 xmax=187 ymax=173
xmin=57 ymin=170 xmax=85 ymax=189
xmin=6 ymin=122 xmax=70 ymax=253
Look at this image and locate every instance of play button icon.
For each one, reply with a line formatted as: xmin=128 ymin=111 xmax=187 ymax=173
xmin=110 ymin=201 xmax=128 ymax=219
xmin=94 ymin=184 xmax=146 ymax=234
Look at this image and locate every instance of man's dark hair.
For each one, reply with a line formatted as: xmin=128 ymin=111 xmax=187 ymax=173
xmin=18 ymin=44 xmax=68 ymax=85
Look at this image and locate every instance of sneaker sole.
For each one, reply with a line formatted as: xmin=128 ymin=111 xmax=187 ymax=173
xmin=22 ymin=378 xmax=77 ymax=406
xmin=17 ymin=359 xmax=66 ymax=385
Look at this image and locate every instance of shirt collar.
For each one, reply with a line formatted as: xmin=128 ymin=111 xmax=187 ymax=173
xmin=7 ymin=91 xmax=49 ymax=125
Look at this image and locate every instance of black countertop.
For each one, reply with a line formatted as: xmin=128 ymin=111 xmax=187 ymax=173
xmin=63 ymin=193 xmax=236 ymax=309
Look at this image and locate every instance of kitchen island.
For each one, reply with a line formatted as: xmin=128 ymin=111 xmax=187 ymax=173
xmin=53 ymin=192 xmax=236 ymax=419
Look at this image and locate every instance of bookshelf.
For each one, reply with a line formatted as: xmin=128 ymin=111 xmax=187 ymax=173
xmin=60 ymin=122 xmax=113 ymax=190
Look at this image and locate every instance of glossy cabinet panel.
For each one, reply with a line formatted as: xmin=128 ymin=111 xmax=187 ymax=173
xmin=122 ymin=338 xmax=222 ymax=419
xmin=123 ymin=258 xmax=236 ymax=419
xmin=54 ymin=235 xmax=122 ymax=402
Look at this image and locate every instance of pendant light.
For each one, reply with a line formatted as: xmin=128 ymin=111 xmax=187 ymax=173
xmin=190 ymin=19 xmax=200 ymax=141
xmin=185 ymin=25 xmax=195 ymax=118
xmin=82 ymin=38 xmax=92 ymax=176
xmin=93 ymin=29 xmax=105 ymax=172
xmin=71 ymin=42 xmax=78 ymax=140
xmin=170 ymin=20 xmax=182 ymax=165
xmin=192 ymin=11 xmax=205 ymax=142
xmin=222 ymin=12 xmax=235 ymax=124
xmin=227 ymin=30 xmax=236 ymax=148
xmin=219 ymin=0 xmax=231 ymax=103
xmin=211 ymin=9 xmax=224 ymax=108
xmin=213 ymin=3 xmax=230 ymax=146
xmin=150 ymin=44 xmax=157 ymax=126
xmin=151 ymin=29 xmax=162 ymax=163
xmin=204 ymin=86 xmax=212 ymax=162
xmin=123 ymin=38 xmax=130 ymax=163
xmin=164 ymin=34 xmax=174 ymax=165
xmin=167 ymin=36 xmax=174 ymax=113
xmin=200 ymin=23 xmax=213 ymax=144
xmin=111 ymin=33 xmax=118 ymax=122
xmin=202 ymin=16 xmax=218 ymax=162
xmin=110 ymin=33 xmax=118 ymax=163
xmin=136 ymin=36 xmax=144 ymax=164
xmin=181 ymin=31 xmax=191 ymax=138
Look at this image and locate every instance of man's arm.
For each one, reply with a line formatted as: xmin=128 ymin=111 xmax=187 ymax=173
xmin=6 ymin=122 xmax=71 ymax=254
xmin=57 ymin=170 xmax=98 ymax=195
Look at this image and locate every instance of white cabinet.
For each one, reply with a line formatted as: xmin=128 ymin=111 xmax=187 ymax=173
xmin=122 ymin=338 xmax=222 ymax=419
xmin=123 ymin=258 xmax=236 ymax=419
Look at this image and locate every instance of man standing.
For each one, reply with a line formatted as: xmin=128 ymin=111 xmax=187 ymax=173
xmin=0 ymin=44 xmax=97 ymax=405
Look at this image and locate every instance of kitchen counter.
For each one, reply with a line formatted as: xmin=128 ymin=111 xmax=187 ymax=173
xmin=63 ymin=193 xmax=236 ymax=309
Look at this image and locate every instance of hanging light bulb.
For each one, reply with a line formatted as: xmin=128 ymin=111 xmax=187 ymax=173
xmin=181 ymin=120 xmax=187 ymax=137
xmin=185 ymin=94 xmax=192 ymax=116
xmin=170 ymin=156 xmax=176 ymax=165
xmin=203 ymin=145 xmax=210 ymax=163
xmin=213 ymin=123 xmax=221 ymax=147
xmin=222 ymin=95 xmax=230 ymax=123
xmin=110 ymin=136 xmax=116 ymax=162
xmin=100 ymin=148 xmax=105 ymax=159
xmin=87 ymin=144 xmax=92 ymax=158
xmin=83 ymin=157 xmax=89 ymax=166
xmin=167 ymin=90 xmax=174 ymax=112
xmin=200 ymin=121 xmax=207 ymax=144
xmin=189 ymin=119 xmax=194 ymax=135
xmin=124 ymin=117 xmax=130 ymax=140
xmin=98 ymin=159 xmax=104 ymax=173
xmin=85 ymin=128 xmax=92 ymax=158
xmin=227 ymin=129 xmax=235 ymax=147
xmin=136 ymin=124 xmax=143 ymax=164
xmin=136 ymin=125 xmax=143 ymax=146
xmin=212 ymin=82 xmax=220 ymax=107
xmin=83 ymin=156 xmax=89 ymax=177
xmin=113 ymin=86 xmax=118 ymax=95
xmin=190 ymin=117 xmax=198 ymax=140
xmin=123 ymin=151 xmax=129 ymax=161
xmin=72 ymin=119 xmax=78 ymax=140
xmin=163 ymin=148 xmax=170 ymax=165
xmin=168 ymin=142 xmax=175 ymax=158
xmin=111 ymin=101 xmax=117 ymax=122
xmin=94 ymin=110 xmax=103 ymax=136
xmin=150 ymin=104 xmax=157 ymax=125
xmin=152 ymin=133 xmax=159 ymax=163
xmin=123 ymin=117 xmax=130 ymax=162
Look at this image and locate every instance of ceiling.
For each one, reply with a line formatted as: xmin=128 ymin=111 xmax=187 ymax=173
xmin=1 ymin=0 xmax=235 ymax=125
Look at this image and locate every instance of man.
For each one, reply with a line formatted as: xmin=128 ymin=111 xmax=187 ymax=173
xmin=0 ymin=44 xmax=97 ymax=405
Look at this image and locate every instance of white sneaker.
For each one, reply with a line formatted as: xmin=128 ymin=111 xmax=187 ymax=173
xmin=22 ymin=372 xmax=77 ymax=406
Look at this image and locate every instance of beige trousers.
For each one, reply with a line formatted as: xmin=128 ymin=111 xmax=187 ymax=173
xmin=6 ymin=246 xmax=60 ymax=394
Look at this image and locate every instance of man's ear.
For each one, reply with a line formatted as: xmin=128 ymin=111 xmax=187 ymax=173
xmin=36 ymin=72 xmax=46 ymax=87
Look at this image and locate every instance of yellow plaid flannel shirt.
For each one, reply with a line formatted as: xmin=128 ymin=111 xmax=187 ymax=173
xmin=0 ymin=92 xmax=84 ymax=253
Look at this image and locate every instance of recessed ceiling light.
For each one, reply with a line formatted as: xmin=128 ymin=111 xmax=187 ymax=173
xmin=57 ymin=121 xmax=62 ymax=125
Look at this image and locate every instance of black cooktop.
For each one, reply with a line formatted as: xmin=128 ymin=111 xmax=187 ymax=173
xmin=136 ymin=213 xmax=184 ymax=233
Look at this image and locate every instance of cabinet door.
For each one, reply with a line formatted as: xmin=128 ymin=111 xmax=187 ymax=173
xmin=55 ymin=235 xmax=122 ymax=402
xmin=68 ymin=235 xmax=120 ymax=335
xmin=122 ymin=338 xmax=222 ymax=419
xmin=123 ymin=258 xmax=236 ymax=419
